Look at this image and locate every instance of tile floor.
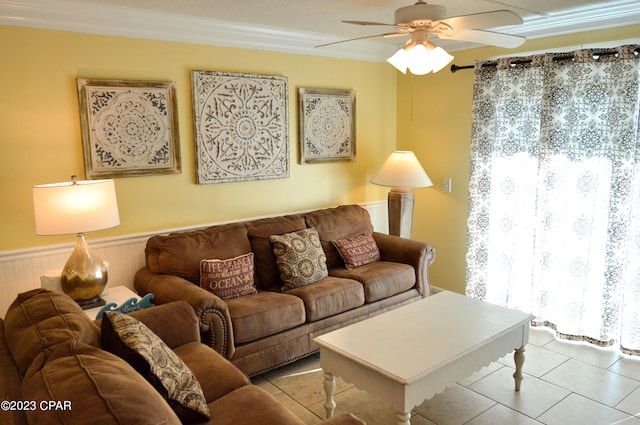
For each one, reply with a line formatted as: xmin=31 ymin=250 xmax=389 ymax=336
xmin=252 ymin=327 xmax=640 ymax=425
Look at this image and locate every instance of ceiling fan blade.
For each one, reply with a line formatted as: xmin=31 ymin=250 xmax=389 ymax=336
xmin=438 ymin=10 xmax=523 ymax=32
xmin=316 ymin=32 xmax=406 ymax=48
xmin=342 ymin=20 xmax=398 ymax=27
xmin=383 ymin=33 xmax=409 ymax=38
xmin=438 ymin=29 xmax=525 ymax=48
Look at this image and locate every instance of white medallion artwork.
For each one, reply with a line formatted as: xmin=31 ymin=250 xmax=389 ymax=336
xmin=192 ymin=71 xmax=289 ymax=184
xmin=77 ymin=79 xmax=181 ymax=178
xmin=299 ymin=88 xmax=355 ymax=164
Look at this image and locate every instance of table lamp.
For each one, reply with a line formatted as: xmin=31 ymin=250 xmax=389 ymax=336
xmin=32 ymin=176 xmax=120 ymax=308
xmin=371 ymin=151 xmax=432 ymax=238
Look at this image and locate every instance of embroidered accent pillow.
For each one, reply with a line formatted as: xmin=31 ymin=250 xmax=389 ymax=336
xmin=269 ymin=227 xmax=328 ymax=290
xmin=200 ymin=253 xmax=257 ymax=300
xmin=101 ymin=312 xmax=210 ymax=424
xmin=332 ymin=233 xmax=381 ymax=269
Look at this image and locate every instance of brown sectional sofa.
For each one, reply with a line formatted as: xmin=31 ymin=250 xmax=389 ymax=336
xmin=134 ymin=204 xmax=435 ymax=376
xmin=0 ymin=289 xmax=365 ymax=425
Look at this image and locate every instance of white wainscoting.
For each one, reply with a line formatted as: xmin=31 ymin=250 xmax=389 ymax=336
xmin=0 ymin=202 xmax=387 ymax=318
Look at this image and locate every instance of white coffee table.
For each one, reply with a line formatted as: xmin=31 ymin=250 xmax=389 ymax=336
xmin=313 ymin=291 xmax=533 ymax=425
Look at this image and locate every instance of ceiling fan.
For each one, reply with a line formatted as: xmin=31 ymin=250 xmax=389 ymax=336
xmin=318 ymin=1 xmax=526 ymax=75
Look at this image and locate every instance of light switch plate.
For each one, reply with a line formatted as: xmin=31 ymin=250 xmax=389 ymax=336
xmin=444 ymin=178 xmax=452 ymax=193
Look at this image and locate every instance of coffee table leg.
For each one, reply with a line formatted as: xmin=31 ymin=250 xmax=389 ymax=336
xmin=397 ymin=411 xmax=411 ymax=425
xmin=323 ymin=372 xmax=336 ymax=418
xmin=513 ymin=346 xmax=525 ymax=391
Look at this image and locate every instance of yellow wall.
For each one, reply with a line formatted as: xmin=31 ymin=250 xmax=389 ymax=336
xmin=399 ymin=24 xmax=640 ymax=294
xmin=3 ymin=22 xmax=639 ymax=295
xmin=0 ymin=26 xmax=396 ymax=251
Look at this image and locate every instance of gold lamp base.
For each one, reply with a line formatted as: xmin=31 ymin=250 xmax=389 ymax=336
xmin=61 ymin=233 xmax=108 ymax=309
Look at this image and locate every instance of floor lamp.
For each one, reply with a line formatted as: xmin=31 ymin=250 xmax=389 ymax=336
xmin=371 ymin=151 xmax=432 ymax=238
xmin=32 ymin=176 xmax=120 ymax=308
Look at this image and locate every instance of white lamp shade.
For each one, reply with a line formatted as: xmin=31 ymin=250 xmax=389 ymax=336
xmin=406 ymin=44 xmax=433 ymax=75
xmin=427 ymin=45 xmax=454 ymax=73
xmin=371 ymin=151 xmax=433 ymax=188
xmin=33 ymin=179 xmax=120 ymax=235
xmin=387 ymin=42 xmax=454 ymax=75
xmin=386 ymin=48 xmax=409 ymax=74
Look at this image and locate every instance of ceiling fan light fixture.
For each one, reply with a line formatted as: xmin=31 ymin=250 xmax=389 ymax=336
xmin=387 ymin=39 xmax=453 ymax=75
xmin=426 ymin=43 xmax=454 ymax=73
xmin=406 ymin=43 xmax=432 ymax=75
xmin=387 ymin=47 xmax=410 ymax=74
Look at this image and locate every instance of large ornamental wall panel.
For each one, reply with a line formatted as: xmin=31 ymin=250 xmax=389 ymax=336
xmin=192 ymin=71 xmax=289 ymax=184
xmin=77 ymin=78 xmax=181 ymax=179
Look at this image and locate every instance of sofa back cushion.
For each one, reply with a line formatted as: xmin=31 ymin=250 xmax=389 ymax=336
xmin=0 ymin=319 xmax=25 ymax=425
xmin=21 ymin=341 xmax=181 ymax=425
xmin=246 ymin=214 xmax=307 ymax=291
xmin=304 ymin=205 xmax=374 ymax=269
xmin=146 ymin=223 xmax=251 ymax=284
xmin=3 ymin=289 xmax=100 ymax=377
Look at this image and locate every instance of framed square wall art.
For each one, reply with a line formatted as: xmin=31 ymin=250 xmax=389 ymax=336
xmin=299 ymin=88 xmax=355 ymax=164
xmin=77 ymin=78 xmax=181 ymax=179
xmin=191 ymin=70 xmax=289 ymax=184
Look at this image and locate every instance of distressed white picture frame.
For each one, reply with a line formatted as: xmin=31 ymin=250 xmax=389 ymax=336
xmin=299 ymin=88 xmax=355 ymax=164
xmin=77 ymin=78 xmax=181 ymax=179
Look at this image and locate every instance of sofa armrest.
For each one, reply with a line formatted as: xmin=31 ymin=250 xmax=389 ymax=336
xmin=134 ymin=267 xmax=235 ymax=359
xmin=372 ymin=232 xmax=436 ymax=297
xmin=320 ymin=413 xmax=366 ymax=425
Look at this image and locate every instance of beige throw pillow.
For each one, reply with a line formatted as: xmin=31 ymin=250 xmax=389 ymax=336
xmin=269 ymin=227 xmax=328 ymax=290
xmin=200 ymin=253 xmax=257 ymax=300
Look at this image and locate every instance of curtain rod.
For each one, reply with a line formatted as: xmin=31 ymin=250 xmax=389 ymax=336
xmin=450 ymin=47 xmax=640 ymax=73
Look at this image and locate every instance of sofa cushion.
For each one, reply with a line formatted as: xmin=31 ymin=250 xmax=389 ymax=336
xmin=101 ymin=312 xmax=210 ymax=423
xmin=246 ymin=214 xmax=307 ymax=291
xmin=173 ymin=342 xmax=250 ymax=403
xmin=146 ymin=223 xmax=251 ymax=284
xmin=21 ymin=342 xmax=181 ymax=425
xmin=270 ymin=228 xmax=328 ymax=290
xmin=200 ymin=253 xmax=257 ymax=300
xmin=285 ymin=277 xmax=365 ymax=322
xmin=304 ymin=205 xmax=374 ymax=268
xmin=127 ymin=301 xmax=201 ymax=350
xmin=332 ymin=233 xmax=381 ymax=269
xmin=3 ymin=289 xmax=100 ymax=377
xmin=226 ymin=291 xmax=305 ymax=344
xmin=207 ymin=385 xmax=304 ymax=425
xmin=329 ymin=261 xmax=416 ymax=303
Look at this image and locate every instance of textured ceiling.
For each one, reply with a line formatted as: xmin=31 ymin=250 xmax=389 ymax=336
xmin=2 ymin=0 xmax=639 ymax=60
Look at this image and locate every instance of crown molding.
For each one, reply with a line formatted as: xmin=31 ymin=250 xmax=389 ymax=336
xmin=0 ymin=0 xmax=394 ymax=62
xmin=437 ymin=1 xmax=640 ymax=51
xmin=511 ymin=1 xmax=640 ymax=40
xmin=2 ymin=0 xmax=640 ymax=60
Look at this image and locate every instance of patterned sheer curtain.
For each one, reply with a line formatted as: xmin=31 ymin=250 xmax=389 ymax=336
xmin=466 ymin=45 xmax=640 ymax=355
